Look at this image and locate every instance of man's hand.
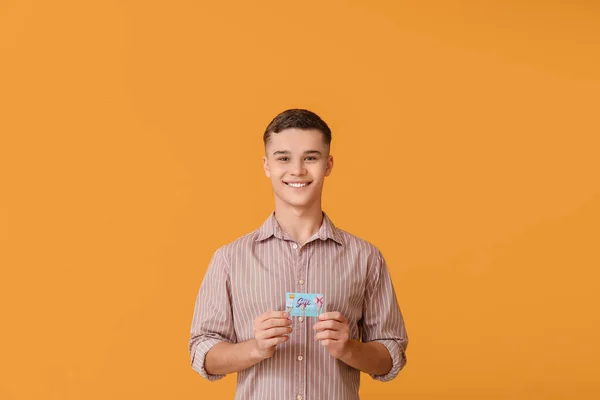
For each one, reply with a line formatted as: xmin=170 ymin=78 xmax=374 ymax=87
xmin=251 ymin=311 xmax=293 ymax=361
xmin=313 ymin=312 xmax=352 ymax=359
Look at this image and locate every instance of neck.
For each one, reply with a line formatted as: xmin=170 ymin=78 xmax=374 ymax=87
xmin=273 ymin=201 xmax=323 ymax=245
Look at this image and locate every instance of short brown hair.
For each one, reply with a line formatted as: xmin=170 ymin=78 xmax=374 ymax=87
xmin=263 ymin=109 xmax=332 ymax=146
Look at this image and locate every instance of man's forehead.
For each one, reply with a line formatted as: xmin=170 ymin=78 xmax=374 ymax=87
xmin=266 ymin=129 xmax=329 ymax=150
xmin=270 ymin=129 xmax=323 ymax=140
xmin=272 ymin=149 xmax=323 ymax=155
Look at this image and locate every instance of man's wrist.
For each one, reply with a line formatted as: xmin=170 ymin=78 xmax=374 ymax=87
xmin=337 ymin=340 xmax=393 ymax=376
xmin=248 ymin=339 xmax=269 ymax=363
xmin=338 ymin=339 xmax=360 ymax=363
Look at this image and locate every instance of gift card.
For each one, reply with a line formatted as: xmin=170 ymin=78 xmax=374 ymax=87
xmin=285 ymin=292 xmax=324 ymax=317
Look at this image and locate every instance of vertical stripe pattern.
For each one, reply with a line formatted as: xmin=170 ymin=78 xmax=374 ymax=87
xmin=189 ymin=212 xmax=408 ymax=399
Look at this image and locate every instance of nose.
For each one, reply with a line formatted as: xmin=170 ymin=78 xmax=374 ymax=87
xmin=290 ymin=160 xmax=306 ymax=176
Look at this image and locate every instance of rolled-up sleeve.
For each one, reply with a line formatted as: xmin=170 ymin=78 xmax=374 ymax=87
xmin=362 ymin=250 xmax=408 ymax=382
xmin=189 ymin=247 xmax=237 ymax=381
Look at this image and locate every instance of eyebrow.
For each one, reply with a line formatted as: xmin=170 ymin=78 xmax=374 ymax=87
xmin=272 ymin=150 xmax=322 ymax=156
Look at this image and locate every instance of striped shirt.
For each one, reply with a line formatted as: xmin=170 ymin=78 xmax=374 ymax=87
xmin=189 ymin=212 xmax=408 ymax=400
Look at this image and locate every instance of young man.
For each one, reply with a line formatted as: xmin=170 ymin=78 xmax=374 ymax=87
xmin=189 ymin=109 xmax=408 ymax=400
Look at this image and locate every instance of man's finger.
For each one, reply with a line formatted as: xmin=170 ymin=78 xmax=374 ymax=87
xmin=259 ymin=311 xmax=289 ymax=322
xmin=313 ymin=320 xmax=340 ymax=331
xmin=257 ymin=326 xmax=293 ymax=340
xmin=318 ymin=312 xmax=346 ymax=322
xmin=314 ymin=329 xmax=338 ymax=341
xmin=261 ymin=317 xmax=292 ymax=330
xmin=263 ymin=335 xmax=290 ymax=348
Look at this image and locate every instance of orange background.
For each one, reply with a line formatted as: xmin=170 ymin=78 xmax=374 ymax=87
xmin=1 ymin=1 xmax=599 ymax=399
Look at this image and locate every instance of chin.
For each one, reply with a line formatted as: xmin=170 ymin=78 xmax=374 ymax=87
xmin=274 ymin=194 xmax=315 ymax=209
xmin=282 ymin=198 xmax=312 ymax=208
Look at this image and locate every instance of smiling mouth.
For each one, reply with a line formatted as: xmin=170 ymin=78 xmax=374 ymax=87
xmin=284 ymin=181 xmax=312 ymax=188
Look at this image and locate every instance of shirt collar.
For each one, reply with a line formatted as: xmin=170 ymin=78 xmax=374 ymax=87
xmin=255 ymin=211 xmax=344 ymax=246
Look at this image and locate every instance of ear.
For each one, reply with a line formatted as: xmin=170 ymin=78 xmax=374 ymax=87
xmin=324 ymin=155 xmax=334 ymax=177
xmin=263 ymin=155 xmax=271 ymax=178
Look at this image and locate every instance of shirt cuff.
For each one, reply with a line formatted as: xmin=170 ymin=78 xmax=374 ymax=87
xmin=191 ymin=337 xmax=228 ymax=381
xmin=369 ymin=339 xmax=407 ymax=382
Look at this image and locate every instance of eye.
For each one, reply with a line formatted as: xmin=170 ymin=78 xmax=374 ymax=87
xmin=277 ymin=157 xmax=289 ymax=162
xmin=306 ymin=156 xmax=317 ymax=161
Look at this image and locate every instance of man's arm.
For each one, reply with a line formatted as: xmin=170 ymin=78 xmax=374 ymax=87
xmin=313 ymin=312 xmax=392 ymax=376
xmin=313 ymin=249 xmax=408 ymax=381
xmin=360 ymin=249 xmax=408 ymax=381
xmin=205 ymin=312 xmax=292 ymax=375
xmin=189 ymin=248 xmax=237 ymax=381
xmin=340 ymin=340 xmax=392 ymax=376
xmin=203 ymin=340 xmax=264 ymax=375
xmin=189 ymin=247 xmax=293 ymax=380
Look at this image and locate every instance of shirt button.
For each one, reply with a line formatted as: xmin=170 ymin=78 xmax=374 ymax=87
xmin=292 ymin=244 xmax=298 ymax=249
xmin=297 ymin=355 xmax=303 ymax=361
xmin=299 ymin=279 xmax=304 ymax=285
xmin=298 ymin=316 xmax=304 ymax=322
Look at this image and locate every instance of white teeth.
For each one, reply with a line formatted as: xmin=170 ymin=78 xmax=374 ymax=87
xmin=287 ymin=182 xmax=308 ymax=188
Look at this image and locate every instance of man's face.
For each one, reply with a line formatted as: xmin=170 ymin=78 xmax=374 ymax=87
xmin=263 ymin=128 xmax=333 ymax=210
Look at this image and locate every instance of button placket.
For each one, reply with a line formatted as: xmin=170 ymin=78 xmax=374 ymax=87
xmin=295 ymin=245 xmax=307 ymax=400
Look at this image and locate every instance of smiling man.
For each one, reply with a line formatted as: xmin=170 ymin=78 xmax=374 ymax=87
xmin=189 ymin=109 xmax=408 ymax=400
